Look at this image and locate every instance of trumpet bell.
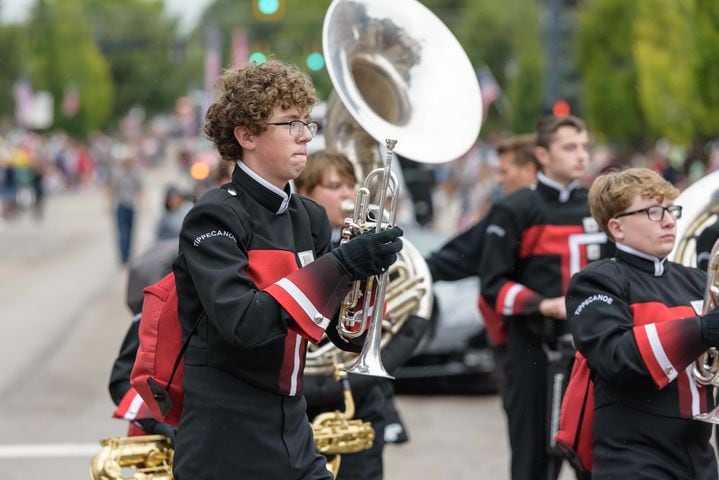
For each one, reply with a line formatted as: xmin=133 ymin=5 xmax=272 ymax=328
xmin=323 ymin=0 xmax=482 ymax=164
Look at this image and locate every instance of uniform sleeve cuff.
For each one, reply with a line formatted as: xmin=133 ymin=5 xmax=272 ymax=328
xmin=264 ymin=254 xmax=352 ymax=343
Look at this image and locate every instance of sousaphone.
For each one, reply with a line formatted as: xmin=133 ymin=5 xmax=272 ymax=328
xmin=303 ymin=0 xmax=483 ymax=400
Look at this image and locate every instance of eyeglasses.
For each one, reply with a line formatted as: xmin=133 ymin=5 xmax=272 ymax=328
xmin=614 ymin=205 xmax=683 ymax=222
xmin=267 ymin=120 xmax=320 ymax=138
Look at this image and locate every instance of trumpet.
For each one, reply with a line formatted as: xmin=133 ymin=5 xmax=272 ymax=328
xmin=336 ymin=139 xmax=400 ymax=379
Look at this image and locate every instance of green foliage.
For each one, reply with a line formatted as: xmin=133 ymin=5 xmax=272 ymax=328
xmin=456 ymin=0 xmax=543 ymax=134
xmin=577 ymin=0 xmax=645 ymax=146
xmin=0 ymin=25 xmax=24 ymax=121
xmin=692 ymin=1 xmax=719 ymax=138
xmin=80 ymin=0 xmax=190 ymax=123
xmin=633 ymin=0 xmax=699 ymax=144
xmin=25 ymin=0 xmax=114 ymax=138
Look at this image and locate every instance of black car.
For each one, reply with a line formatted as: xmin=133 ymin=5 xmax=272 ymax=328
xmin=393 ymin=227 xmax=498 ymax=394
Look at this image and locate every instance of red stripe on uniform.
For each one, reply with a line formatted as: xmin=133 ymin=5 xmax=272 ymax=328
xmin=479 ymin=295 xmax=507 ymax=346
xmin=677 ymin=371 xmax=692 ymax=418
xmin=265 ymin=284 xmax=324 ymax=343
xmin=633 ymin=325 xmax=669 ymax=388
xmin=631 ymin=302 xmax=695 ymax=326
xmin=518 ymin=224 xmax=586 ymax=291
xmin=278 ymin=332 xmax=300 ymax=395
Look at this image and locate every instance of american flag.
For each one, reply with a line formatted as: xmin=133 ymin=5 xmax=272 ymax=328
xmin=477 ymin=66 xmax=502 ymax=119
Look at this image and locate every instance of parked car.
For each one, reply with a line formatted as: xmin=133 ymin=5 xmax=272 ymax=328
xmin=393 ymin=227 xmax=498 ymax=394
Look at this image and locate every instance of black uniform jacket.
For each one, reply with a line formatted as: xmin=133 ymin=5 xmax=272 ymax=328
xmin=566 ymin=244 xmax=713 ymax=419
xmin=479 ymin=172 xmax=607 ymax=337
xmin=173 ymin=162 xmax=354 ymax=397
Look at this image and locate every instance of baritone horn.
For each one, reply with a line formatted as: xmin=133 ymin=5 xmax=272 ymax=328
xmin=668 ymin=169 xmax=719 ymax=421
xmin=693 ymin=237 xmax=719 ymax=388
xmin=337 ymin=139 xmax=399 ymax=379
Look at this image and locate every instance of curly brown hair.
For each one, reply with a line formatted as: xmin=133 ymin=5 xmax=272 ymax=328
xmin=589 ymin=167 xmax=679 ymax=241
xmin=203 ymin=60 xmax=317 ymax=163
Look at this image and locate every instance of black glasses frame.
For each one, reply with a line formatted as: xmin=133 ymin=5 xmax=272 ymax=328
xmin=267 ymin=120 xmax=320 ymax=138
xmin=614 ymin=205 xmax=683 ymax=222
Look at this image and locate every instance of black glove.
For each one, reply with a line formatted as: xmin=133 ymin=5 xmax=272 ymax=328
xmin=136 ymin=418 xmax=178 ymax=445
xmin=700 ymin=307 xmax=719 ymax=347
xmin=331 ymin=226 xmax=403 ymax=280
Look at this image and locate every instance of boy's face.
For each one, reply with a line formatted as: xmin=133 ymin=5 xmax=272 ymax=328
xmin=536 ymin=126 xmax=589 ymax=186
xmin=300 ymin=167 xmax=356 ymax=228
xmin=497 ymin=152 xmax=536 ymax=194
xmin=236 ymin=106 xmax=313 ymax=188
xmin=609 ymin=195 xmax=678 ymax=258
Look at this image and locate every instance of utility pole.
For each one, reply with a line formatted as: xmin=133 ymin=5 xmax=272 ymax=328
xmin=543 ymin=0 xmax=581 ymax=115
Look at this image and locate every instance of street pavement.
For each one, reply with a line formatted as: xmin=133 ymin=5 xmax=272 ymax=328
xmin=0 ymin=155 xmax=574 ymax=479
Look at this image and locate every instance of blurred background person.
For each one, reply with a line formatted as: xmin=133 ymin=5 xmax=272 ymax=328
xmin=156 ymin=184 xmax=193 ymax=241
xmin=106 ymin=149 xmax=143 ymax=265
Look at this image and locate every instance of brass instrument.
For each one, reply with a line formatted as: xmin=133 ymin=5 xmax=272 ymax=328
xmin=693 ymin=238 xmax=719 ymax=388
xmin=337 ymin=139 xmax=400 ymax=378
xmin=668 ymin=170 xmax=719 ymax=421
xmin=311 ymin=358 xmax=376 ymax=477
xmin=90 ymin=435 xmax=173 ymax=480
xmin=91 ymin=362 xmax=373 ymax=480
xmin=304 ymin=0 xmax=482 ymax=380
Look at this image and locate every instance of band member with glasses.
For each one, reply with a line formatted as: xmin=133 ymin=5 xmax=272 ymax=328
xmin=478 ymin=115 xmax=608 ymax=480
xmin=295 ymin=149 xmax=421 ymax=479
xmin=566 ymin=167 xmax=719 ymax=480
xmin=171 ymin=60 xmax=403 ymax=480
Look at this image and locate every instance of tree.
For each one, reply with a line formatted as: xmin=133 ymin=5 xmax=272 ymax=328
xmin=577 ymin=0 xmax=645 ymax=148
xmin=456 ymin=0 xmax=544 ymax=134
xmin=692 ymin=1 xmax=719 ymax=139
xmin=25 ymin=0 xmax=114 ymax=137
xmin=81 ymin=0 xmax=189 ymax=123
xmin=633 ymin=0 xmax=699 ymax=144
xmin=0 ymin=25 xmax=25 ymax=122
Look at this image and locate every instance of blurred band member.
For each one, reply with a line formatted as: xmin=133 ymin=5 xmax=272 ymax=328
xmin=425 ymin=133 xmax=539 ymax=347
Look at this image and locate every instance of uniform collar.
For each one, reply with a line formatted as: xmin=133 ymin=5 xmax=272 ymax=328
xmin=233 ymin=161 xmax=290 ymax=214
xmin=615 ymin=243 xmax=668 ymax=277
xmin=536 ymin=171 xmax=581 ymax=203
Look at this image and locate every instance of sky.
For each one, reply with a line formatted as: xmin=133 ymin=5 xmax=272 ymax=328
xmin=1 ymin=0 xmax=213 ymax=33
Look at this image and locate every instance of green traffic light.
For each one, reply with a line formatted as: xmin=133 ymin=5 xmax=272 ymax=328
xmin=249 ymin=52 xmax=267 ymax=65
xmin=258 ymin=0 xmax=280 ymax=15
xmin=306 ymin=52 xmax=325 ymax=72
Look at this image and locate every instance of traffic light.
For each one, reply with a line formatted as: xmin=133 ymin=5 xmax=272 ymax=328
xmin=306 ymin=52 xmax=325 ymax=72
xmin=552 ymin=99 xmax=571 ymax=117
xmin=248 ymin=51 xmax=268 ymax=65
xmin=253 ymin=0 xmax=286 ymax=21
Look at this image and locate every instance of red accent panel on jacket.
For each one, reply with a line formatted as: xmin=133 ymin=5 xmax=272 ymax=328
xmin=519 ymin=224 xmax=586 ymax=291
xmin=247 ymin=249 xmax=298 ymax=289
xmin=479 ymin=295 xmax=507 ymax=346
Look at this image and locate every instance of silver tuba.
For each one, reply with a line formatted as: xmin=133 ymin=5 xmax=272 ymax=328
xmin=668 ymin=170 xmax=719 ymax=421
xmin=303 ymin=0 xmax=482 ymax=382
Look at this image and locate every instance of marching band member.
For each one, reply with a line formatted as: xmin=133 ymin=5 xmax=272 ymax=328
xmin=478 ymin=115 xmax=607 ymax=480
xmin=424 ymin=133 xmax=539 ymax=400
xmin=566 ymin=168 xmax=719 ymax=479
xmin=171 ymin=60 xmax=403 ymax=479
xmin=425 ymin=133 xmax=539 ymax=348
